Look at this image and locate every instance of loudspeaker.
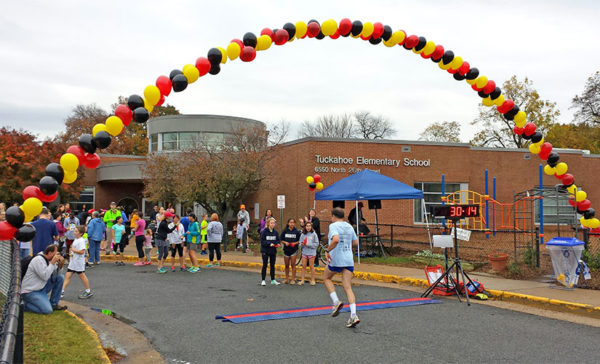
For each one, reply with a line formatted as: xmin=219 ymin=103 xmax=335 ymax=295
xmin=333 ymin=200 xmax=345 ymax=209
xmin=368 ymin=200 xmax=381 ymax=210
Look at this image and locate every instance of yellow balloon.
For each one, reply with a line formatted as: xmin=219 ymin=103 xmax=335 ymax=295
xmin=544 ymin=165 xmax=556 ymax=176
xmin=438 ymin=61 xmax=452 ymax=70
xmin=22 ymin=197 xmax=43 ymax=222
xmin=183 ymin=65 xmax=199 ymax=83
xmin=306 ymin=176 xmax=314 ymax=184
xmin=589 ymin=218 xmax=600 ymax=229
xmin=482 ymin=97 xmax=494 ymax=107
xmin=144 ymin=85 xmax=161 ymax=106
xmin=321 ymin=19 xmax=338 ymax=36
xmin=576 ymin=190 xmax=587 ymax=202
xmin=144 ymin=98 xmax=154 ymax=113
xmin=384 ymin=30 xmax=405 ymax=47
xmin=60 ymin=153 xmax=79 ymax=172
xmin=218 ymin=47 xmax=227 ymax=64
xmin=256 ymin=35 xmax=272 ymax=51
xmin=567 ymin=184 xmax=577 ymax=195
xmin=182 ymin=64 xmax=193 ymax=72
xmin=475 ymin=76 xmax=489 ymax=89
xmin=466 ymin=78 xmax=477 ymax=85
xmin=295 ymin=21 xmax=307 ymax=39
xmin=227 ymin=42 xmax=241 ymax=59
xmin=105 ymin=115 xmax=124 ymax=136
xmin=422 ymin=41 xmax=436 ymax=56
xmin=63 ymin=171 xmax=77 ymax=184
xmin=534 ymin=137 xmax=544 ymax=146
xmin=449 ymin=56 xmax=463 ymax=71
xmin=316 ymin=182 xmax=324 ymax=190
xmin=92 ymin=123 xmax=107 ymax=136
xmin=529 ymin=143 xmax=541 ymax=154
xmin=361 ymin=22 xmax=374 ymax=38
xmin=514 ymin=111 xmax=527 ymax=127
xmin=493 ymin=95 xmax=505 ymax=107
xmin=580 ymin=216 xmax=588 ymax=228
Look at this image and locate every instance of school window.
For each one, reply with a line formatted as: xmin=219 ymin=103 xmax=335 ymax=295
xmin=69 ymin=186 xmax=95 ymax=213
xmin=150 ymin=134 xmax=158 ymax=152
xmin=162 ymin=132 xmax=178 ymax=150
xmin=179 ymin=132 xmax=200 ymax=150
xmin=413 ymin=182 xmax=467 ymax=224
xmin=534 ymin=188 xmax=577 ymax=225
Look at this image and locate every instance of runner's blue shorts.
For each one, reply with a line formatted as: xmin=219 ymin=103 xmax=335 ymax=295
xmin=328 ymin=265 xmax=354 ymax=273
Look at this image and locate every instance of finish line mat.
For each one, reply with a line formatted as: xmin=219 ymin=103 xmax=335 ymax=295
xmin=216 ymin=297 xmax=441 ymax=324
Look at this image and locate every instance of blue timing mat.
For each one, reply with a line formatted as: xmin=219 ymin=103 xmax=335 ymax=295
xmin=216 ymin=297 xmax=441 ymax=324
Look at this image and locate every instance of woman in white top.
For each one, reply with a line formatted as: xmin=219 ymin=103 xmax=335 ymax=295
xmin=167 ymin=215 xmax=186 ymax=272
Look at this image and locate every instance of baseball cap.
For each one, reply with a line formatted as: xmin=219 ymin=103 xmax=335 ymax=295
xmin=164 ymin=211 xmax=174 ymax=218
xmin=88 ymin=209 xmax=95 ymax=214
xmin=110 ymin=201 xmax=116 ymax=205
xmin=240 ymin=204 xmax=246 ymax=209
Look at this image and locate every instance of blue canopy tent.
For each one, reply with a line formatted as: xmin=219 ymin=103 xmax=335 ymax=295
xmin=315 ymin=169 xmax=430 ymax=263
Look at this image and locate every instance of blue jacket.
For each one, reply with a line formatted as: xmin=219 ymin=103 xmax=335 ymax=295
xmin=87 ymin=218 xmax=106 ymax=241
xmin=186 ymin=221 xmax=201 ymax=243
xmin=121 ymin=211 xmax=128 ymax=224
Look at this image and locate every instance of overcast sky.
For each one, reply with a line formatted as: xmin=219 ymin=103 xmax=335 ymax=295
xmin=1 ymin=0 xmax=598 ymax=142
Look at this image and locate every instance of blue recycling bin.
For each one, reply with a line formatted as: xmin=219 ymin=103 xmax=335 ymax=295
xmin=545 ymin=237 xmax=585 ymax=288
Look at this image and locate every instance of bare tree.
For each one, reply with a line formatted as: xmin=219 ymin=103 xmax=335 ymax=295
xmin=298 ymin=114 xmax=355 ymax=138
xmin=571 ymin=70 xmax=600 ymax=125
xmin=419 ymin=121 xmax=462 ymax=143
xmin=266 ymin=119 xmax=291 ymax=145
xmin=353 ymin=111 xmax=396 ymax=139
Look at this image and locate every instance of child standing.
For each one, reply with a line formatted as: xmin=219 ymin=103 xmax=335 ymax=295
xmin=112 ymin=216 xmax=126 ymax=266
xmin=62 ymin=226 xmax=94 ymax=299
xmin=260 ymin=217 xmax=280 ymax=286
xmin=236 ymin=218 xmax=248 ymax=252
xmin=299 ymin=221 xmax=320 ymax=285
xmin=144 ymin=229 xmax=153 ymax=265
xmin=280 ymin=218 xmax=301 ymax=284
xmin=200 ymin=213 xmax=208 ymax=255
xmin=168 ymin=215 xmax=186 ymax=272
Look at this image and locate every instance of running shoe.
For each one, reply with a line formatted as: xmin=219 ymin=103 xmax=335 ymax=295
xmin=331 ymin=301 xmax=344 ymax=317
xmin=61 ymin=291 xmax=65 ymax=299
xmin=157 ymin=267 xmax=167 ymax=274
xmin=94 ymin=262 xmax=100 ymax=265
xmin=290 ymin=280 xmax=296 ymax=285
xmin=200 ymin=251 xmax=207 ymax=255
xmin=346 ymin=315 xmax=360 ymax=328
xmin=114 ymin=261 xmax=119 ymax=266
xmin=171 ymin=266 xmax=176 ymax=272
xmin=52 ymin=304 xmax=68 ymax=311
xmin=298 ymin=281 xmax=305 ymax=286
xmin=119 ymin=262 xmax=126 ymax=266
xmin=282 ymin=279 xmax=289 ymax=284
xmin=144 ymin=261 xmax=152 ymax=265
xmin=206 ymin=264 xmax=213 ymax=268
xmin=270 ymin=280 xmax=280 ymax=285
xmin=261 ymin=280 xmax=266 ymax=286
xmin=310 ymin=281 xmax=316 ymax=286
xmin=215 ymin=262 xmax=221 ymax=267
xmin=134 ymin=262 xmax=144 ymax=266
xmin=78 ymin=290 xmax=94 ymax=299
xmin=180 ymin=266 xmax=187 ymax=271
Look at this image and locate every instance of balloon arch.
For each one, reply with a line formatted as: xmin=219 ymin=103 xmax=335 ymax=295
xmin=2 ymin=18 xmax=598 ymax=240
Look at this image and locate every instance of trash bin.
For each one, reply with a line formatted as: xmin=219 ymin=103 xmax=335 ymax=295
xmin=545 ymin=237 xmax=585 ymax=288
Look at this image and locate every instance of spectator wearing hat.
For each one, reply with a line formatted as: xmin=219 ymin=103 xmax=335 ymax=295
xmin=103 ymin=202 xmax=120 ymax=254
xmin=237 ymin=204 xmax=250 ymax=231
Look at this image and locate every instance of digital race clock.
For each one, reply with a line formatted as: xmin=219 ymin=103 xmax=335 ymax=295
xmin=433 ymin=205 xmax=480 ymax=218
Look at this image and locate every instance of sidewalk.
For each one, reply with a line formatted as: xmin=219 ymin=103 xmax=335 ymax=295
xmin=110 ymin=244 xmax=600 ymax=318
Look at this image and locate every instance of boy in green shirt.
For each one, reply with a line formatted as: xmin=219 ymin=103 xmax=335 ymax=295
xmin=103 ymin=202 xmax=121 ymax=254
xmin=200 ymin=213 xmax=208 ymax=255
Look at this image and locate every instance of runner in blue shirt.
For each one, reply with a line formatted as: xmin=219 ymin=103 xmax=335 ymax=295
xmin=323 ymin=207 xmax=360 ymax=328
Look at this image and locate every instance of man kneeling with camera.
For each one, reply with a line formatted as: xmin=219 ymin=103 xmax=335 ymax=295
xmin=21 ymin=244 xmax=67 ymax=314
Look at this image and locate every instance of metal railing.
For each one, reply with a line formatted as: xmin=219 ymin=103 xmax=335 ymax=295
xmin=0 ymin=240 xmax=23 ymax=364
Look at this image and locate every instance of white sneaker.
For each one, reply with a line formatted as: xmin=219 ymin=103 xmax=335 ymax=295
xmin=271 ymin=280 xmax=280 ymax=285
xmin=261 ymin=280 xmax=266 ymax=286
xmin=331 ymin=301 xmax=344 ymax=317
xmin=346 ymin=315 xmax=360 ymax=328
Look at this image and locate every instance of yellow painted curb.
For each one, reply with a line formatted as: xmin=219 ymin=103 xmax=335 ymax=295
xmin=64 ymin=310 xmax=111 ymax=364
xmin=102 ymin=254 xmax=600 ymax=318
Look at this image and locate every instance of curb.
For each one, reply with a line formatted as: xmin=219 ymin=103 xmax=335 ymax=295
xmin=63 ymin=310 xmax=111 ymax=364
xmin=100 ymin=254 xmax=600 ymax=319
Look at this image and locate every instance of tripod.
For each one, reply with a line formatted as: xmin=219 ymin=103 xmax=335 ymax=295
xmin=421 ymin=218 xmax=481 ymax=306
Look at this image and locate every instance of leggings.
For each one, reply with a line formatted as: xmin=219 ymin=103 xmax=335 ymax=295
xmin=208 ymin=243 xmax=221 ymax=262
xmin=157 ymin=240 xmax=169 ymax=261
xmin=135 ymin=235 xmax=145 ymax=258
xmin=144 ymin=248 xmax=152 ymax=262
xmin=261 ymin=253 xmax=276 ymax=281
xmin=170 ymin=244 xmax=184 ymax=257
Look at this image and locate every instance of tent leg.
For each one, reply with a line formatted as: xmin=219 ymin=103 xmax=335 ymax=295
xmin=422 ymin=199 xmax=432 ymax=250
xmin=356 ymin=200 xmax=360 ymax=265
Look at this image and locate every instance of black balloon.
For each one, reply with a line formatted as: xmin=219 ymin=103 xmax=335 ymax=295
xmin=92 ymin=130 xmax=111 ymax=149
xmin=530 ymin=131 xmax=543 ymax=143
xmin=309 ymin=182 xmax=317 ymax=189
xmin=45 ymin=163 xmax=64 ymax=185
xmin=243 ymin=32 xmax=257 ymax=48
xmin=79 ymin=134 xmax=97 ymax=154
xmin=351 ymin=20 xmax=363 ymax=36
xmin=490 ymin=87 xmax=502 ymax=100
xmin=466 ymin=67 xmax=479 ymax=80
xmin=547 ymin=152 xmax=560 ymax=167
xmin=169 ymin=69 xmax=183 ymax=80
xmin=283 ymin=22 xmax=296 ymax=39
xmin=453 ymin=73 xmax=466 ymax=81
xmin=127 ymin=95 xmax=144 ymax=110
xmin=381 ymin=25 xmax=392 ymax=41
xmin=133 ymin=107 xmax=150 ymax=123
xmin=478 ymin=90 xmax=490 ymax=98
xmin=39 ymin=176 xmax=58 ymax=195
xmin=172 ymin=74 xmax=188 ymax=92
xmin=521 ymin=133 xmax=532 ymax=140
xmin=369 ymin=37 xmax=382 ymax=45
xmin=15 ymin=224 xmax=36 ymax=242
xmin=584 ymin=208 xmax=596 ymax=219
xmin=442 ymin=50 xmax=454 ymax=65
xmin=5 ymin=206 xmax=24 ymax=228
xmin=209 ymin=63 xmax=221 ymax=75
xmin=315 ymin=31 xmax=325 ymax=39
xmin=415 ymin=36 xmax=427 ymax=51
xmin=207 ymin=48 xmax=222 ymax=65
xmin=504 ymin=105 xmax=520 ymax=121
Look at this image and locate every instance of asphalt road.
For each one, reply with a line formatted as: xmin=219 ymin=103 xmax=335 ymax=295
xmin=64 ymin=264 xmax=600 ymax=364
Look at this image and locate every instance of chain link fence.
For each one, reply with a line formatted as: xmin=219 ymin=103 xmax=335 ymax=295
xmin=0 ymin=240 xmax=23 ymax=364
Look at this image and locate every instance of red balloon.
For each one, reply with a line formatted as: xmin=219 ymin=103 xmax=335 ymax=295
xmin=195 ymin=57 xmax=211 ymax=76
xmin=431 ymin=45 xmax=445 ymax=60
xmin=482 ymin=80 xmax=496 ymax=94
xmin=458 ymin=61 xmax=470 ymax=76
xmin=274 ymin=29 xmax=289 ymax=45
xmin=155 ymin=75 xmax=172 ymax=97
xmin=513 ymin=126 xmax=524 ymax=135
xmin=231 ymin=38 xmax=244 ymax=50
xmin=240 ymin=46 xmax=256 ymax=62
xmin=497 ymin=99 xmax=515 ymax=114
xmin=313 ymin=174 xmax=321 ymax=183
xmin=447 ymin=67 xmax=459 ymax=74
xmin=39 ymin=191 xmax=58 ymax=203
xmin=523 ymin=122 xmax=536 ymax=136
xmin=309 ymin=187 xmax=316 ymax=192
xmin=372 ymin=22 xmax=384 ymax=39
xmin=306 ymin=22 xmax=321 ymax=38
xmin=561 ymin=173 xmax=574 ymax=186
xmin=471 ymin=83 xmax=482 ymax=92
xmin=156 ymin=95 xmax=165 ymax=107
xmin=330 ymin=30 xmax=340 ymax=39
xmin=260 ymin=28 xmax=274 ymax=41
xmin=66 ymin=145 xmax=86 ymax=164
xmin=420 ymin=51 xmax=432 ymax=59
xmin=0 ymin=221 xmax=17 ymax=240
xmin=568 ymin=197 xmax=575 ymax=207
xmin=539 ymin=142 xmax=552 ymax=154
xmin=115 ymin=104 xmax=133 ymax=126
xmin=404 ymin=35 xmax=419 ymax=49
xmin=577 ymin=199 xmax=592 ymax=211
xmin=23 ymin=185 xmax=42 ymax=200
xmin=83 ymin=153 xmax=101 ymax=169
xmin=338 ymin=18 xmax=352 ymax=36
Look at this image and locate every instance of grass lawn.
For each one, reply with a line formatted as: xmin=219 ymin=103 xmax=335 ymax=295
xmin=24 ymin=310 xmax=107 ymax=364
